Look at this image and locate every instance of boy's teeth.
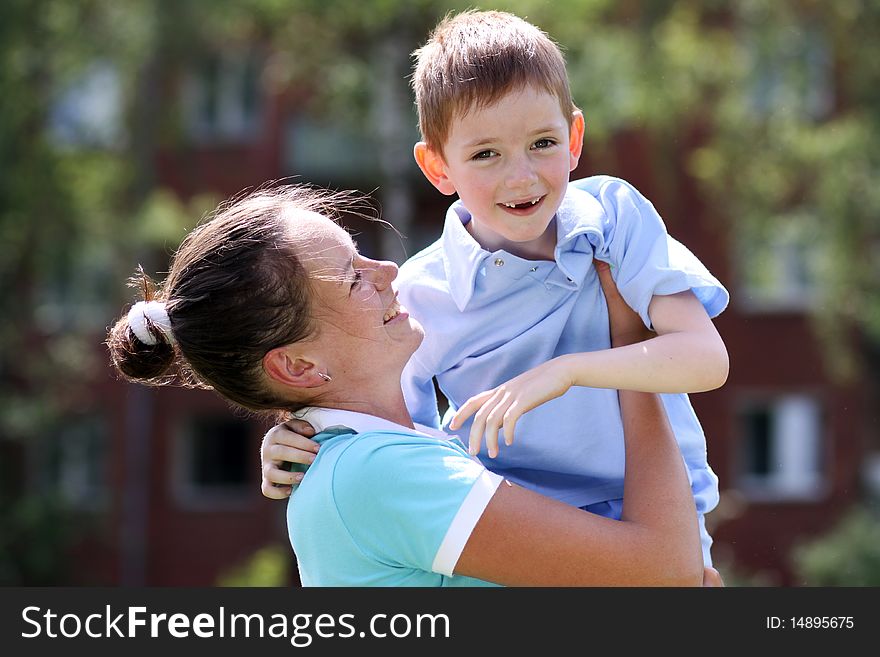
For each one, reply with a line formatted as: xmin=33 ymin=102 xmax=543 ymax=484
xmin=503 ymin=198 xmax=540 ymax=208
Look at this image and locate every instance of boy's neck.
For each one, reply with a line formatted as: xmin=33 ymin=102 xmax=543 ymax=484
xmin=466 ymin=217 xmax=558 ymax=262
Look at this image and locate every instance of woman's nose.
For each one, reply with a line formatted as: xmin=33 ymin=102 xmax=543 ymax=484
xmin=366 ymin=259 xmax=398 ymax=290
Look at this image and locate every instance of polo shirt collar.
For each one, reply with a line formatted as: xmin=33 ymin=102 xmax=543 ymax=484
xmin=555 ymin=184 xmax=607 ymax=247
xmin=299 ymin=407 xmax=448 ymax=440
xmin=440 ymin=185 xmax=608 ymax=311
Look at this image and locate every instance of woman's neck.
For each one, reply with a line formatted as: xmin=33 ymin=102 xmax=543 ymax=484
xmin=322 ymin=388 xmax=415 ymax=430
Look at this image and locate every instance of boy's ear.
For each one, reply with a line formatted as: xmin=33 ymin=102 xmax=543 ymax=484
xmin=568 ymin=111 xmax=586 ymax=171
xmin=263 ymin=347 xmax=326 ymax=390
xmin=414 ymin=142 xmax=457 ymax=196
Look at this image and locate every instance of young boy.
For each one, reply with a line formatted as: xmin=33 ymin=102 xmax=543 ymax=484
xmin=261 ymin=10 xmax=729 ymax=567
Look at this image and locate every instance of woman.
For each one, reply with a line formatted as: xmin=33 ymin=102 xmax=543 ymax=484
xmin=108 ymin=185 xmax=704 ymax=586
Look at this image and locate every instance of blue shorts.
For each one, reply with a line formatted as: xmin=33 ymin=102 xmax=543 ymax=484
xmin=580 ymin=499 xmax=713 ymax=567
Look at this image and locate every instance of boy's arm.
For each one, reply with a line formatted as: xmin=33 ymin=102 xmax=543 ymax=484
xmin=451 ymin=274 xmax=728 ymax=457
xmin=260 ymin=420 xmax=320 ymax=500
xmin=557 ymin=288 xmax=728 ymax=394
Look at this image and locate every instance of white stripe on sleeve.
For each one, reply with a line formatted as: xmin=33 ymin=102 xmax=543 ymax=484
xmin=431 ymin=469 xmax=504 ymax=577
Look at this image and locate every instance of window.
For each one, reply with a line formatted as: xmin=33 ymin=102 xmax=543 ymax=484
xmin=746 ymin=22 xmax=833 ymax=121
xmin=48 ymin=414 xmax=108 ymax=510
xmin=736 ymin=394 xmax=826 ymax=501
xmin=182 ymin=51 xmax=262 ymax=142
xmin=284 ymin=116 xmax=378 ymax=181
xmin=48 ymin=62 xmax=123 ymax=149
xmin=735 ymin=213 xmax=823 ymax=312
xmin=35 ymin=244 xmax=115 ymax=332
xmin=173 ymin=415 xmax=254 ymax=509
xmin=283 ymin=112 xmax=420 ymax=184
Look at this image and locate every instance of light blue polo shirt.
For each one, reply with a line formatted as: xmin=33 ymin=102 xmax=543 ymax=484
xmin=397 ymin=176 xmax=728 ymax=524
xmin=287 ymin=407 xmax=503 ymax=587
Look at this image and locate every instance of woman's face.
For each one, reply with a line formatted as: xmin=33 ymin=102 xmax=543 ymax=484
xmin=295 ymin=213 xmax=424 ymax=382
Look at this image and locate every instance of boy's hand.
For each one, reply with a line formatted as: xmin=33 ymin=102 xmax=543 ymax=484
xmin=449 ymin=357 xmax=575 ymax=458
xmin=450 ymin=261 xmax=650 ymax=458
xmin=260 ymin=419 xmax=319 ymax=500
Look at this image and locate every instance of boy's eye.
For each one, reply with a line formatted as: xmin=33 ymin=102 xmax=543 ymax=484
xmin=533 ymin=138 xmax=557 ymax=149
xmin=471 ymin=149 xmax=496 ymax=161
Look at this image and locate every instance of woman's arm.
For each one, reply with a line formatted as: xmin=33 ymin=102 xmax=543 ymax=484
xmin=453 ymin=263 xmax=703 ymax=586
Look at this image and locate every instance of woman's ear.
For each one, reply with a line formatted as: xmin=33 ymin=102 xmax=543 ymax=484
xmin=263 ymin=347 xmax=326 ymax=389
xmin=414 ymin=142 xmax=457 ymax=195
xmin=568 ymin=110 xmax=586 ymax=171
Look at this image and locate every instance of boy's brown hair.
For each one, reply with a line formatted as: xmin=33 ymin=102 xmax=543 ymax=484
xmin=411 ymin=9 xmax=577 ymax=153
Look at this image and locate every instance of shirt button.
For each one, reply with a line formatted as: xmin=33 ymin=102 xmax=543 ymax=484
xmin=494 ymin=258 xmax=505 ymax=267
xmin=567 ymin=277 xmax=573 ymax=282
xmin=530 ymin=266 xmax=538 ymax=272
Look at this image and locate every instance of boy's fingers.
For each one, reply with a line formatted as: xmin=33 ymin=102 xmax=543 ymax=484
xmin=484 ymin=395 xmax=510 ymax=458
xmin=450 ymin=391 xmax=490 ymax=430
xmin=269 ymin=444 xmax=317 ymax=465
xmin=468 ymin=416 xmax=484 ymax=456
xmin=263 ymin=428 xmax=320 ymax=453
xmin=264 ymin=467 xmax=301 ymax=486
xmin=282 ymin=436 xmax=321 ymax=454
xmin=502 ymin=406 xmax=521 ymax=446
xmin=285 ymin=419 xmax=316 ymax=436
xmin=468 ymin=402 xmax=494 ymax=456
xmin=261 ymin=481 xmax=292 ymax=500
xmin=485 ymin=415 xmax=500 ymax=459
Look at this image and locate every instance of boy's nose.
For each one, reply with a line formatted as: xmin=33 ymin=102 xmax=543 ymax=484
xmin=504 ymin=158 xmax=539 ymax=190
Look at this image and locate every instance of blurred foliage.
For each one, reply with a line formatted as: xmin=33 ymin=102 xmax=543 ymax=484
xmin=0 ymin=494 xmax=73 ymax=585
xmin=216 ymin=544 xmax=292 ymax=587
xmin=792 ymin=506 xmax=880 ymax=586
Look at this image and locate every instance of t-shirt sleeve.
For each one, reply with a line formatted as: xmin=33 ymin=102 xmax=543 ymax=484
xmin=330 ymin=433 xmax=503 ymax=577
xmin=401 ymin=354 xmax=443 ymax=430
xmin=592 ymin=179 xmax=729 ymax=328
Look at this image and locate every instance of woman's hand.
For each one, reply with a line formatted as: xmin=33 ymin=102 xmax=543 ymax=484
xmin=594 ymin=260 xmax=653 ymax=348
xmin=260 ymin=419 xmax=320 ymax=499
xmin=450 ymin=357 xmax=575 ymax=458
xmin=702 ymin=567 xmax=725 ymax=587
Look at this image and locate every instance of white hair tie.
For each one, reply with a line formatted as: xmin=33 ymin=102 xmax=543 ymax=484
xmin=127 ymin=300 xmax=175 ymax=346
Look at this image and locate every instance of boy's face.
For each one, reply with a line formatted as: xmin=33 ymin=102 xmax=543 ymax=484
xmin=415 ymin=85 xmax=584 ymax=259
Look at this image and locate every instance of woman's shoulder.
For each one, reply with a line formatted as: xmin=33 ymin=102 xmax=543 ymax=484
xmin=335 ymin=428 xmax=470 ymax=467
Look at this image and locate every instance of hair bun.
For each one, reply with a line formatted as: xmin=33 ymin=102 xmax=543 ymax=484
xmin=127 ymin=300 xmax=175 ymax=345
xmin=107 ymin=300 xmax=177 ymax=384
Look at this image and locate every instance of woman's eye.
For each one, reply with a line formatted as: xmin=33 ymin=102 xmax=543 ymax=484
xmin=350 ymin=270 xmax=362 ymax=291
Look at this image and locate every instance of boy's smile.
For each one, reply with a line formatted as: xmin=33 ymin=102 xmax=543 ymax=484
xmin=416 ymin=84 xmax=584 ymax=261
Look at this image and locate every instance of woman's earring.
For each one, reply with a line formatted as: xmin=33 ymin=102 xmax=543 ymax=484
xmin=317 ymin=372 xmax=332 ymax=383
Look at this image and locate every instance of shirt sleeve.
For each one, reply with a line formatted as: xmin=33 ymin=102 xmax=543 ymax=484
xmin=330 ymin=433 xmax=503 ymax=577
xmin=401 ymin=354 xmax=443 ymax=430
xmin=592 ymin=179 xmax=729 ymax=328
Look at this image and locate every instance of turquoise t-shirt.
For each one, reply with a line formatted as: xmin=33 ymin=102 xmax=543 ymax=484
xmin=287 ymin=409 xmax=503 ymax=587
